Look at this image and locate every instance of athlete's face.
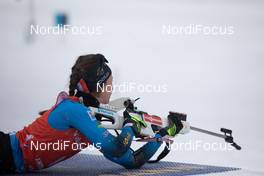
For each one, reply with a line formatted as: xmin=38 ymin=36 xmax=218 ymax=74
xmin=96 ymin=75 xmax=113 ymax=104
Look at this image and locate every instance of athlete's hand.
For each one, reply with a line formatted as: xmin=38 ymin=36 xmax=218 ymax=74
xmin=123 ymin=111 xmax=147 ymax=137
xmin=159 ymin=112 xmax=189 ymax=137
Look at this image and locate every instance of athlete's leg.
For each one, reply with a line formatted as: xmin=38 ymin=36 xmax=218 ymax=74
xmin=0 ymin=131 xmax=16 ymax=173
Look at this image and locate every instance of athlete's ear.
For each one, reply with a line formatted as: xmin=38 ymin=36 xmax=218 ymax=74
xmin=95 ymin=75 xmax=113 ymax=104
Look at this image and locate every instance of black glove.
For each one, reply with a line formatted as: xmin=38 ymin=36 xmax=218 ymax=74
xmin=158 ymin=112 xmax=185 ymax=137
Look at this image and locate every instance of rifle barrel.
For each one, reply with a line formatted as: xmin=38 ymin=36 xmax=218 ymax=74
xmin=190 ymin=126 xmax=226 ymax=139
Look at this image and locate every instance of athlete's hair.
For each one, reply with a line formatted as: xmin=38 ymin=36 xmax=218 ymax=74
xmin=69 ymin=54 xmax=101 ymax=96
xmin=39 ymin=54 xmax=102 ymax=115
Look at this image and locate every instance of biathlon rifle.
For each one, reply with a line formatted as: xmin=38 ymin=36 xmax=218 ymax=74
xmin=89 ymin=97 xmax=241 ymax=151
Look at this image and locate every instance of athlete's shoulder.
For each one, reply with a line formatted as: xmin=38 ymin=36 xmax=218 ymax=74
xmin=62 ymin=98 xmax=92 ymax=112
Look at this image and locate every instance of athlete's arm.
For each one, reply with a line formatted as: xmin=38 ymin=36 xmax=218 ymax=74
xmin=49 ymin=99 xmax=135 ymax=157
xmin=103 ymin=134 xmax=162 ymax=169
xmin=49 ymin=99 xmax=162 ymax=168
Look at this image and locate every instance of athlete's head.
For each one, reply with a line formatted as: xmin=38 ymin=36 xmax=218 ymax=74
xmin=69 ymin=54 xmax=113 ymax=104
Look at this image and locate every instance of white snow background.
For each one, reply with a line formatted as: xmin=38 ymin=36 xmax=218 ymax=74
xmin=0 ymin=0 xmax=263 ymax=172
